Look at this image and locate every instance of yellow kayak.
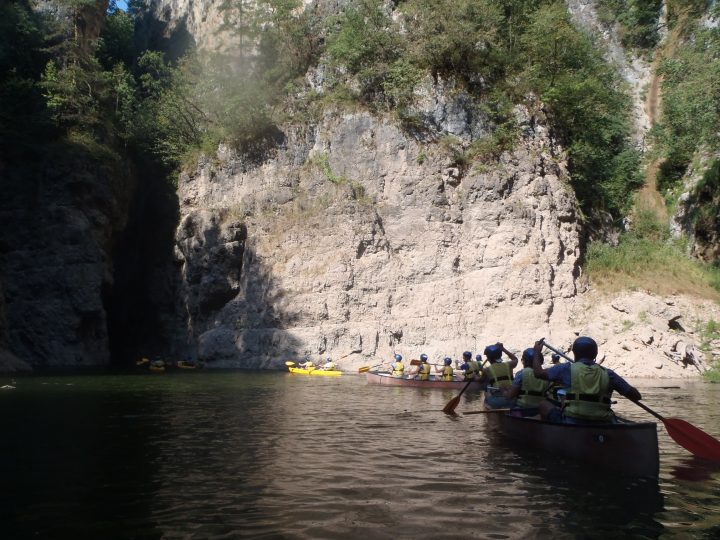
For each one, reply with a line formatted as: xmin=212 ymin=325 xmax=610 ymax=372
xmin=288 ymin=367 xmax=342 ymax=377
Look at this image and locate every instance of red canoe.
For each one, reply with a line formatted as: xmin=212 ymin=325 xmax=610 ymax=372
xmin=366 ymin=371 xmax=485 ymax=390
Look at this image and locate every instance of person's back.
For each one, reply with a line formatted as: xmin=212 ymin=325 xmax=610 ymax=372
xmin=531 ymin=336 xmax=642 ymax=423
xmin=417 ymin=359 xmax=431 ymax=381
xmin=322 ymin=357 xmax=335 ymax=371
xmin=481 ymin=343 xmax=518 ymax=409
xmin=440 ymin=357 xmax=454 ymax=381
xmin=391 ymin=354 xmax=405 ymax=377
xmin=506 ymin=348 xmax=553 ymax=411
xmin=459 ymin=351 xmax=480 ymax=381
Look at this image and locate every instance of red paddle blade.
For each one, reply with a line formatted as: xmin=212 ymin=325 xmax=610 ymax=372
xmin=664 ymin=418 xmax=720 ymax=462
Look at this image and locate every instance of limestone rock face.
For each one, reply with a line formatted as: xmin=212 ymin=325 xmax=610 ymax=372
xmin=173 ymin=108 xmax=582 ymax=369
xmin=0 ymin=158 xmax=131 ymax=368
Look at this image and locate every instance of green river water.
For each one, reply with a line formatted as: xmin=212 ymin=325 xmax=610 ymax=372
xmin=1 ymin=371 xmax=719 ymax=539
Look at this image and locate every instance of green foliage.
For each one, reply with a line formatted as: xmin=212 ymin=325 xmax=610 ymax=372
xmin=97 ymin=8 xmax=135 ymax=69
xmin=596 ymin=0 xmax=663 ymax=50
xmin=520 ymin=2 xmax=642 ymax=215
xmin=656 ymin=20 xmax=720 ymax=190
xmin=586 ymin=210 xmax=720 ymax=296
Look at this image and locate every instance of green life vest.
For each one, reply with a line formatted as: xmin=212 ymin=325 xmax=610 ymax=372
xmin=564 ymin=362 xmax=613 ymax=421
xmin=464 ymin=360 xmax=480 ymax=380
xmin=488 ymin=362 xmax=513 ymax=388
xmin=418 ymin=363 xmax=431 ymax=381
xmin=517 ymin=367 xmax=552 ymax=407
xmin=392 ymin=362 xmax=405 ymax=377
xmin=441 ymin=365 xmax=454 ymax=381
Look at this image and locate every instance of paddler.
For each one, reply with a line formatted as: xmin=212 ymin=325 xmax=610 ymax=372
xmin=321 ymin=357 xmax=336 ymax=370
xmin=458 ymin=351 xmax=481 ymax=381
xmin=391 ymin=354 xmax=405 ymax=377
xmin=479 ymin=342 xmax=518 ymax=408
xmin=415 ymin=354 xmax=432 ymax=381
xmin=504 ymin=347 xmax=553 ymax=416
xmin=435 ymin=357 xmax=454 ymax=381
xmin=531 ymin=337 xmax=642 ymax=424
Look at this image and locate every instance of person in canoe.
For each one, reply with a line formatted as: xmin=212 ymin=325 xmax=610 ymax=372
xmin=321 ymin=357 xmax=336 ymax=371
xmin=480 ymin=343 xmax=518 ymax=408
xmin=413 ymin=354 xmax=432 ymax=381
xmin=298 ymin=359 xmax=315 ymax=370
xmin=458 ymin=351 xmax=481 ymax=381
xmin=503 ymin=347 xmax=553 ymax=416
xmin=435 ymin=357 xmax=455 ymax=381
xmin=531 ymin=337 xmax=642 ymax=424
xmin=391 ymin=354 xmax=405 ymax=377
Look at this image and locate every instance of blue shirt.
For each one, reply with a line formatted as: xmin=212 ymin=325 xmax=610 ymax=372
xmin=512 ymin=369 xmax=525 ymax=388
xmin=545 ymin=359 xmax=633 ymax=396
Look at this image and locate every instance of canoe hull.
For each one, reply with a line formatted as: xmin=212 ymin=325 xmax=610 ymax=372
xmin=288 ymin=367 xmax=342 ymax=377
xmin=366 ymin=371 xmax=485 ymax=390
xmin=497 ymin=411 xmax=659 ymax=477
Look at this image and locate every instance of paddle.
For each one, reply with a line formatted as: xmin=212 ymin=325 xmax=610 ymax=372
xmin=285 ymin=361 xmax=295 ymax=366
xmin=542 ymin=340 xmax=720 ymax=462
xmin=442 ymin=360 xmax=487 ymax=415
xmin=463 ymin=408 xmax=511 ymax=415
xmin=358 ymin=364 xmax=382 ymax=373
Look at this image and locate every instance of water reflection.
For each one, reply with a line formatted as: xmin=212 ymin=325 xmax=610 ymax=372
xmin=1 ymin=373 xmax=719 ymax=539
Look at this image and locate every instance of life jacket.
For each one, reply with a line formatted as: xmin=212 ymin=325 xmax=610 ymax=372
xmin=392 ymin=361 xmax=405 ymax=377
xmin=487 ymin=362 xmax=513 ymax=388
xmin=441 ymin=365 xmax=454 ymax=381
xmin=324 ymin=362 xmax=335 ymax=371
xmin=517 ymin=367 xmax=552 ymax=407
xmin=564 ymin=362 xmax=613 ymax=421
xmin=418 ymin=362 xmax=431 ymax=381
xmin=464 ymin=360 xmax=480 ymax=380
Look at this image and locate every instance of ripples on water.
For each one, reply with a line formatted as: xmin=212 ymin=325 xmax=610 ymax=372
xmin=1 ymin=372 xmax=719 ymax=539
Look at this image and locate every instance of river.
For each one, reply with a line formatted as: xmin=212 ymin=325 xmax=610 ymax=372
xmin=1 ymin=371 xmax=719 ymax=539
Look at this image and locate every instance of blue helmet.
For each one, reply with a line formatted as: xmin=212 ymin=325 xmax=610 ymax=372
xmin=475 ymin=354 xmax=482 ymax=361
xmin=521 ymin=348 xmax=538 ymax=364
xmin=484 ymin=345 xmax=502 ymax=361
xmin=420 ymin=353 xmax=428 ymax=361
xmin=395 ymin=354 xmax=402 ymax=361
xmin=572 ymin=337 xmax=598 ymax=360
xmin=463 ymin=351 xmax=472 ymax=359
xmin=444 ymin=357 xmax=452 ymax=365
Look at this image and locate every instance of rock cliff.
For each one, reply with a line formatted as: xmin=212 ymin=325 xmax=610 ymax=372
xmin=173 ymin=106 xmax=583 ymax=368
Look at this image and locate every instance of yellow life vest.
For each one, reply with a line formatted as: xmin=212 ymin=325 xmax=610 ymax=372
xmin=324 ymin=362 xmax=335 ymax=370
xmin=564 ymin=363 xmax=613 ymax=421
xmin=392 ymin=361 xmax=405 ymax=377
xmin=488 ymin=362 xmax=513 ymax=388
xmin=464 ymin=360 xmax=480 ymax=380
xmin=418 ymin=363 xmax=431 ymax=381
xmin=517 ymin=367 xmax=552 ymax=408
xmin=441 ymin=365 xmax=454 ymax=381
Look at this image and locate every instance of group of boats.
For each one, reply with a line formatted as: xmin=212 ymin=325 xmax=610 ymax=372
xmin=135 ymin=358 xmax=203 ymax=372
xmin=285 ymin=359 xmax=720 ymax=476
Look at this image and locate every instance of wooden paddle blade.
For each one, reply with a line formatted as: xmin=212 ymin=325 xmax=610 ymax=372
xmin=664 ymin=418 xmax=720 ymax=462
xmin=410 ymin=359 xmax=421 ymax=366
xmin=358 ymin=366 xmax=370 ymax=373
xmin=442 ymin=395 xmax=461 ymax=415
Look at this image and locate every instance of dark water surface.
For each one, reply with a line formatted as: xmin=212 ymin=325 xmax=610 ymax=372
xmin=1 ymin=372 xmax=719 ymax=539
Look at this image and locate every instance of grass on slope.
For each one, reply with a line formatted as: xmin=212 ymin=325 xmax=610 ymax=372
xmin=585 ymin=211 xmax=720 ymax=300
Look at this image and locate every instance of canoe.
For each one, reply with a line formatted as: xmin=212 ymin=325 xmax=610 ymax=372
xmin=493 ymin=409 xmax=659 ymax=477
xmin=366 ymin=371 xmax=485 ymax=390
xmin=288 ymin=367 xmax=342 ymax=377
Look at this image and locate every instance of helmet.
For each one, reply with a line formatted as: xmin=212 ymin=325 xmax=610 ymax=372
xmin=551 ymin=354 xmax=561 ymax=363
xmin=395 ymin=354 xmax=402 ymax=361
xmin=444 ymin=357 xmax=452 ymax=365
xmin=572 ymin=336 xmax=598 ymax=360
xmin=463 ymin=351 xmax=472 ymax=359
xmin=420 ymin=353 xmax=428 ymax=362
xmin=521 ymin=348 xmax=540 ymax=364
xmin=475 ymin=354 xmax=482 ymax=361
xmin=484 ymin=345 xmax=502 ymax=361
xmin=327 ymin=357 xmax=332 ymax=362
